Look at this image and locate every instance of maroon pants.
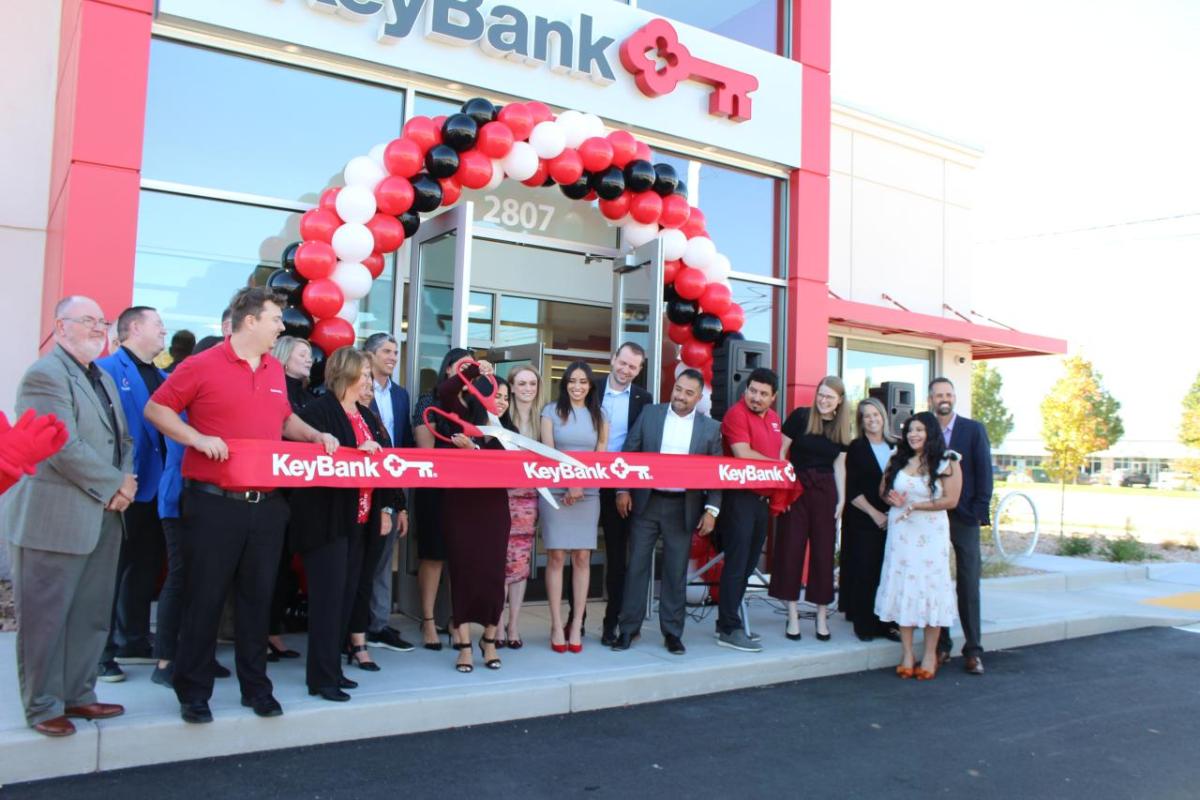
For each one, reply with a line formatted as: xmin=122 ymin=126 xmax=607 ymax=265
xmin=768 ymin=469 xmax=838 ymax=605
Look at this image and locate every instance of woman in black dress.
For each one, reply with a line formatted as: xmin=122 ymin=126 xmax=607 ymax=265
xmin=841 ymin=398 xmax=898 ymax=641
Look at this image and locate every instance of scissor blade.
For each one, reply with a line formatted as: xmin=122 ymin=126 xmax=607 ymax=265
xmin=493 ymin=435 xmax=561 ymax=509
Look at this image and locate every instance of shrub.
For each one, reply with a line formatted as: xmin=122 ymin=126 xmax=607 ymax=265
xmin=1058 ymin=534 xmax=1094 ymax=557
xmin=1103 ymin=535 xmax=1149 ymax=563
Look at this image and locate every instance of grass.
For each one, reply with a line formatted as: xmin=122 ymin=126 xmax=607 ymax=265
xmin=1102 ymin=535 xmax=1151 ymax=563
xmin=1057 ymin=534 xmax=1094 ymax=556
xmin=981 ymin=558 xmax=1019 ymax=578
xmin=1160 ymin=537 xmax=1200 ymax=551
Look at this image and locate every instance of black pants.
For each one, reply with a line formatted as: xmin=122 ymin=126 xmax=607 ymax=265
xmin=153 ymin=517 xmax=185 ymax=661
xmin=939 ymin=517 xmax=984 ymax=657
xmin=599 ymin=488 xmax=631 ymax=633
xmin=269 ymin=542 xmax=298 ymax=636
xmin=348 ymin=520 xmax=387 ymax=636
xmin=102 ymin=498 xmax=165 ymax=660
xmin=173 ymin=488 xmax=287 ymax=704
xmin=301 ymin=532 xmax=356 ymax=692
xmin=715 ymin=491 xmax=769 ymax=634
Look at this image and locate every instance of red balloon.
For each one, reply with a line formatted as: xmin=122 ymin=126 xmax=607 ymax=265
xmin=477 ymin=121 xmax=515 ymax=159
xmin=667 ymin=322 xmax=692 ymax=345
xmin=578 ymin=137 xmax=614 ymax=172
xmin=680 ymin=339 xmax=712 ymax=368
xmin=366 ymin=212 xmax=405 ymax=254
xmin=497 ymin=103 xmax=535 ymax=141
xmin=525 ymin=101 xmax=554 ymax=125
xmin=384 ymin=138 xmax=424 ymax=177
xmin=521 ymin=159 xmax=550 ymax=188
xmin=548 ymin=148 xmax=584 ymax=185
xmin=681 ymin=207 xmax=708 ymax=239
xmin=430 ymin=116 xmax=447 ymax=146
xmin=362 ymin=252 xmax=385 ymax=279
xmin=584 ymin=190 xmax=598 ymax=201
xmin=720 ymin=303 xmax=745 ymax=333
xmin=598 ymin=193 xmax=631 ymax=220
xmin=673 ymin=266 xmax=707 ymax=300
xmin=310 ymin=317 xmax=356 ymax=354
xmin=659 ymin=194 xmax=691 ymax=229
xmin=294 ymin=241 xmax=337 ymax=280
xmin=701 ymin=364 xmax=714 ymax=385
xmin=318 ymin=187 xmax=340 ymax=210
xmin=699 ymin=282 xmax=733 ymax=315
xmin=663 ymin=259 xmax=681 ymax=284
xmin=402 ymin=116 xmax=439 ymax=153
xmin=438 ymin=176 xmax=462 ymax=206
xmin=301 ymin=278 xmax=345 ymax=320
xmin=628 ymin=191 xmax=663 ymax=224
xmin=456 ymin=149 xmax=494 ymax=190
xmin=299 ymin=208 xmax=340 ymax=243
xmin=634 ymin=141 xmax=653 ymax=163
xmin=607 ymin=130 xmax=638 ymax=168
xmin=375 ymin=175 xmax=415 ymax=216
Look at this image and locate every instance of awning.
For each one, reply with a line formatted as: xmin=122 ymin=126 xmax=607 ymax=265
xmin=827 ymin=298 xmax=1067 ymax=359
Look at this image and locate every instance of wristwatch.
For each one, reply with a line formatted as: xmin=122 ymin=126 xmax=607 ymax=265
xmin=382 ymin=506 xmax=395 ymax=515
xmin=704 ymin=505 xmax=720 ymax=518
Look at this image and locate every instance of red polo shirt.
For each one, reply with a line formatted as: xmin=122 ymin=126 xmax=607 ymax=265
xmin=721 ymin=399 xmax=783 ymax=497
xmin=151 ymin=338 xmax=292 ymax=487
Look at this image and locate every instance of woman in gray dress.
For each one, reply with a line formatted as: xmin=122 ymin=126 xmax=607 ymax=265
xmin=540 ymin=361 xmax=608 ymax=653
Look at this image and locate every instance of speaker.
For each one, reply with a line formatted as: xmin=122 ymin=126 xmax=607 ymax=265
xmin=868 ymin=381 xmax=915 ymax=436
xmin=710 ymin=339 xmax=771 ymax=420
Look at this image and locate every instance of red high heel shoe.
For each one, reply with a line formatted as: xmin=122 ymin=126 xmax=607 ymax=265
xmin=568 ymin=642 xmax=583 ymax=654
xmin=896 ymin=664 xmax=915 ymax=679
xmin=550 ymin=628 xmax=568 ymax=653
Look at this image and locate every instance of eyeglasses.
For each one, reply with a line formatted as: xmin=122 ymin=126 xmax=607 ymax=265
xmin=59 ymin=315 xmax=112 ymax=331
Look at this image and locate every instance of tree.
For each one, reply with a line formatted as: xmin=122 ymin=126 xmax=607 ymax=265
xmin=971 ymin=362 xmax=1014 ymax=448
xmin=1177 ymin=372 xmax=1200 ymax=480
xmin=1041 ymin=355 xmax=1124 ymax=483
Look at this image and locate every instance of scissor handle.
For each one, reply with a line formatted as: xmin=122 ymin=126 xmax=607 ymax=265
xmin=455 ymin=359 xmax=499 ymax=415
xmin=422 ymin=406 xmax=483 ymax=444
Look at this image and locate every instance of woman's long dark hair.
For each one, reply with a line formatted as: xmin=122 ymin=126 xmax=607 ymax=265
xmin=437 ymin=347 xmax=473 ymax=381
xmin=555 ymin=361 xmax=604 ymax=433
xmin=882 ymin=411 xmax=947 ymax=495
xmin=495 ymin=376 xmax=516 ymax=432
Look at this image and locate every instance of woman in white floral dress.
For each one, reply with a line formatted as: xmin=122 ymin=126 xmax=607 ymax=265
xmin=875 ymin=411 xmax=962 ymax=680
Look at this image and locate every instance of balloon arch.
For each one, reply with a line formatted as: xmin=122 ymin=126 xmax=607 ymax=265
xmin=267 ymin=96 xmax=746 ymax=386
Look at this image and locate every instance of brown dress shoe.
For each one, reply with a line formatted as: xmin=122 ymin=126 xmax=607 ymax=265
xmin=33 ymin=716 xmax=76 ymax=737
xmin=64 ymin=702 xmax=125 ymax=720
xmin=964 ymin=656 xmax=985 ymax=675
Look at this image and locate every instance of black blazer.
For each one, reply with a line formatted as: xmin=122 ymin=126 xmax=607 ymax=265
xmin=627 ymin=383 xmax=652 ymax=431
xmin=947 ymin=415 xmax=993 ymax=526
xmin=843 ymin=436 xmax=890 ymax=533
xmin=287 ymin=392 xmax=404 ymax=554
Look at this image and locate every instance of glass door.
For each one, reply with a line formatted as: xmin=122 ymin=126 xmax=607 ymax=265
xmin=613 ymin=236 xmax=666 ymax=401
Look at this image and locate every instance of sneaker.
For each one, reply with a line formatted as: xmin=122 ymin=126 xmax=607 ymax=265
xmin=713 ymin=629 xmax=761 ymax=642
xmin=151 ymin=664 xmax=174 ymax=688
xmin=98 ymin=660 xmax=126 ymax=682
xmin=113 ymin=643 xmax=156 ymax=665
xmin=366 ymin=626 xmax=415 ymax=652
xmin=716 ymin=630 xmax=763 ymax=653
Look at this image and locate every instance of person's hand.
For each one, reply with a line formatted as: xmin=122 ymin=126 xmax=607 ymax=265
xmin=564 ymin=487 xmax=584 ymax=506
xmin=318 ymin=432 xmax=339 ymax=455
xmin=358 ymin=439 xmax=382 ymax=454
xmin=873 ymin=509 xmax=889 ymax=530
xmin=897 ymin=504 xmax=914 ymax=522
xmin=476 ymin=359 xmax=494 ymax=377
xmin=834 ymin=502 xmax=844 ymax=522
xmin=380 ymin=512 xmax=393 ymax=536
xmin=397 ymin=509 xmax=409 ymax=537
xmin=615 ymin=491 xmax=632 ymax=518
xmin=0 ymin=410 xmax=70 ymax=473
xmin=697 ymin=510 xmax=717 ymax=536
xmin=450 ymin=433 xmax=476 ymax=450
xmin=192 ymin=434 xmax=229 ymax=461
xmin=106 ymin=474 xmax=136 ymax=512
xmin=885 ymin=489 xmax=908 ymax=508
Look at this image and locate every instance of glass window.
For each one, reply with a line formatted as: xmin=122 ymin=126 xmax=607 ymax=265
xmin=827 ymin=336 xmax=841 ymax=376
xmin=142 ymin=40 xmax=405 ymax=203
xmin=729 ymin=278 xmax=778 ymax=360
xmin=636 ymin=0 xmax=784 ymax=55
xmin=698 ymin=163 xmax=781 ymax=277
xmin=414 ymin=94 xmax=464 ymax=119
xmin=842 ymin=340 xmax=934 ymax=414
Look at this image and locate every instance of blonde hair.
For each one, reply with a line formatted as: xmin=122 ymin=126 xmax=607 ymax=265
xmin=271 ymin=335 xmax=309 ymax=369
xmin=507 ymin=364 xmax=542 ymax=441
xmin=855 ymin=397 xmax=896 ymax=444
xmin=325 ymin=346 xmax=369 ymax=400
xmin=805 ymin=375 xmax=853 ymax=446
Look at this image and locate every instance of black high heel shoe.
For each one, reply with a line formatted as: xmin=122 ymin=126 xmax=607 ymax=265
xmin=267 ymin=641 xmax=301 ymax=662
xmin=785 ymin=621 xmax=803 ymax=641
xmin=339 ymin=675 xmax=358 ymax=690
xmin=479 ymin=636 xmax=502 ymax=670
xmin=421 ymin=617 xmax=443 ymax=651
xmin=346 ymin=644 xmax=381 ymax=671
xmin=453 ymin=641 xmax=474 ymax=673
xmin=815 ymin=622 xmax=832 ymax=642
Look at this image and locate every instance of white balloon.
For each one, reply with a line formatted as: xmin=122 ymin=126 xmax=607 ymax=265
xmin=622 ymin=220 xmax=659 ymax=249
xmin=334 ymin=185 xmax=377 ymax=225
xmin=484 ymin=158 xmax=506 ymax=191
xmin=331 ymin=261 xmax=374 ymax=301
xmin=336 ymin=299 xmax=360 ymax=325
xmin=659 ymin=228 xmax=688 ymax=261
xmin=330 ymin=224 xmax=375 ymax=263
xmin=697 ymin=385 xmax=713 ymax=416
xmin=682 ymin=236 xmax=717 ymax=271
xmin=343 ymin=156 xmax=386 ymax=190
xmin=367 ymin=143 xmax=388 ymax=168
xmin=501 ymin=141 xmax=539 ymax=181
xmin=708 ymin=253 xmax=733 ymax=280
xmin=529 ymin=120 xmax=566 ymax=159
xmin=580 ymin=113 xmax=606 ymax=141
xmin=556 ymin=109 xmax=588 ymax=149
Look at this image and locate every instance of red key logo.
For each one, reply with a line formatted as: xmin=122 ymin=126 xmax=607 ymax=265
xmin=619 ymin=19 xmax=759 ymax=122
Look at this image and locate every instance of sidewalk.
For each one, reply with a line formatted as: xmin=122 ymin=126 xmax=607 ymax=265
xmin=3 ymin=555 xmax=1199 ymax=786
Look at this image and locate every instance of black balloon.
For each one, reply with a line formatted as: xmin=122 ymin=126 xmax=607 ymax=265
xmin=624 ymin=160 xmax=656 ymax=193
xmin=441 ymin=113 xmax=478 ymax=152
xmin=716 ymin=330 xmax=745 ymax=349
xmin=591 ymin=166 xmax=626 ymax=200
xmin=560 ymin=174 xmax=592 ymax=200
xmin=691 ymin=312 xmax=723 ymax=343
xmin=308 ymin=343 xmax=327 ymax=388
xmin=653 ymin=163 xmax=679 ymax=196
xmin=542 ymin=174 xmax=557 ymax=187
xmin=398 ymin=210 xmax=421 ymax=238
xmin=664 ymin=283 xmax=680 ymax=304
xmin=666 ymin=298 xmax=698 ymax=325
xmin=280 ymin=241 xmax=300 ymax=271
xmin=491 ymin=104 xmax=504 ymax=120
xmin=281 ymin=306 xmax=314 ymax=339
xmin=266 ymin=268 xmax=305 ymax=306
xmin=424 ymin=144 xmax=460 ymax=179
xmin=410 ymin=174 xmax=443 ymax=212
xmin=673 ymin=179 xmax=688 ymax=200
xmin=461 ymin=97 xmax=496 ymax=126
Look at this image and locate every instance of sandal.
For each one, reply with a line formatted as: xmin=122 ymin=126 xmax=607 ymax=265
xmin=479 ymin=636 xmax=502 ymax=670
xmin=346 ymin=644 xmax=380 ymax=672
xmin=453 ymin=642 xmax=473 ymax=673
xmin=421 ymin=617 xmax=443 ymax=652
xmin=507 ymin=638 xmax=524 ymax=650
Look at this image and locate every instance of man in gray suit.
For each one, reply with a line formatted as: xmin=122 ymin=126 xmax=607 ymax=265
xmin=1 ymin=296 xmax=137 ymax=737
xmin=611 ymin=369 xmax=722 ymax=655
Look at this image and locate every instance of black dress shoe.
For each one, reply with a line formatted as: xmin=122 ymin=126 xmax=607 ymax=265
xmin=339 ymin=675 xmax=358 ymax=690
xmin=664 ymin=634 xmax=686 ymax=655
xmin=212 ymin=660 xmax=231 ymax=678
xmin=180 ymin=700 xmax=213 ymax=724
xmin=611 ymin=632 xmax=634 ymax=651
xmin=600 ymin=627 xmax=618 ymax=647
xmin=241 ymin=695 xmax=283 ymax=717
xmin=309 ymin=687 xmax=351 ymax=702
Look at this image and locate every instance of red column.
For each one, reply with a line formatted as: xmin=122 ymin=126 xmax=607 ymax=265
xmin=785 ymin=0 xmax=831 ymax=410
xmin=41 ymin=0 xmax=153 ymax=343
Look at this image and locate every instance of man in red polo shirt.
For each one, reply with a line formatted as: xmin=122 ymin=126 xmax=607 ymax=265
xmin=714 ymin=367 xmax=783 ymax=653
xmin=145 ymin=287 xmax=337 ymax=724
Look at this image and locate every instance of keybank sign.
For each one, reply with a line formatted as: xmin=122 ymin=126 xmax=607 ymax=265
xmin=156 ymin=0 xmax=803 ymax=167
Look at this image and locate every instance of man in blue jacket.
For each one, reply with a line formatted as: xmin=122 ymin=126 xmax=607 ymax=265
xmin=96 ymin=306 xmax=168 ymax=680
xmin=930 ymin=377 xmax=992 ymax=675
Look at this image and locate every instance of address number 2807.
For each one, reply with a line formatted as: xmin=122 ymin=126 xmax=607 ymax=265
xmin=481 ymin=196 xmax=556 ymax=233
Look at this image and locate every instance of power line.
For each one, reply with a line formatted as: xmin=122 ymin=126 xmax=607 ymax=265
xmin=978 ymin=211 xmax=1200 ymax=244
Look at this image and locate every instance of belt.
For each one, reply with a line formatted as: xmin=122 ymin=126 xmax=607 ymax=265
xmin=185 ymin=479 xmax=275 ymax=504
xmin=651 ymin=489 xmax=686 ymax=499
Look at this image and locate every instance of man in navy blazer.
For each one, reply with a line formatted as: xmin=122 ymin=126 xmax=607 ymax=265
xmin=95 ymin=306 xmax=168 ymax=678
xmin=362 ymin=333 xmax=416 ymax=652
xmin=929 ymin=377 xmax=993 ymax=675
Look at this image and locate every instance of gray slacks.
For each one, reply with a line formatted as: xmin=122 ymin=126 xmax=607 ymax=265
xmin=939 ymin=517 xmax=984 ymax=657
xmin=12 ymin=512 xmax=122 ymax=725
xmin=368 ymin=515 xmax=397 ymax=633
xmin=617 ymin=493 xmax=692 ymax=639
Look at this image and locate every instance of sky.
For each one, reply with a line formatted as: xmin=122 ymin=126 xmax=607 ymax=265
xmin=830 ymin=0 xmax=1200 ymax=447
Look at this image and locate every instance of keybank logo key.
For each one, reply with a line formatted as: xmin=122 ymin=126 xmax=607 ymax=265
xmin=307 ymin=0 xmax=617 ymax=84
